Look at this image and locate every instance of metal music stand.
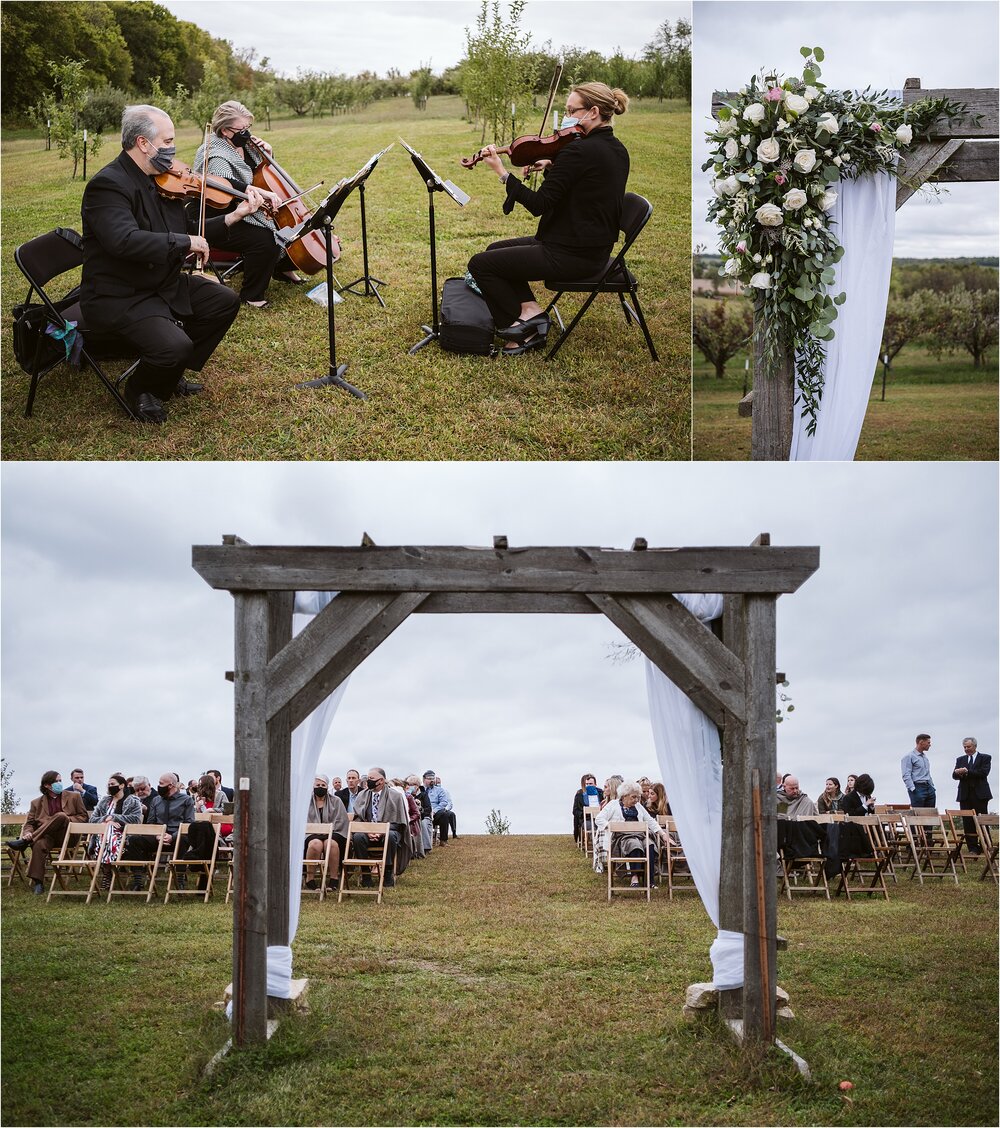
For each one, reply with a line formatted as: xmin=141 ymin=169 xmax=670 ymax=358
xmin=399 ymin=138 xmax=471 ymax=354
xmin=337 ymin=143 xmax=394 ymax=308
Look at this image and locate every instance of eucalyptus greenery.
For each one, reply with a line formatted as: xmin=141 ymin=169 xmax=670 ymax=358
xmin=705 ymin=47 xmax=970 ymax=433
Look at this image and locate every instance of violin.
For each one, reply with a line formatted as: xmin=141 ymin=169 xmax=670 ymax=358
xmin=154 ymin=159 xmax=274 ymax=215
xmin=244 ymin=136 xmax=330 ymax=276
xmin=460 ymin=124 xmax=583 ymax=170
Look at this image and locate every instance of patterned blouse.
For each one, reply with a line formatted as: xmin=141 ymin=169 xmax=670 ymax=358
xmin=193 ymin=134 xmax=277 ymax=238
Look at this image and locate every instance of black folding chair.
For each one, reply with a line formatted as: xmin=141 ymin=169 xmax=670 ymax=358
xmin=13 ymin=227 xmax=140 ymax=419
xmin=541 ymin=192 xmax=659 ymax=361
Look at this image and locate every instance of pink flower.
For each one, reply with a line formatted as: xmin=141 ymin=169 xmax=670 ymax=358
xmin=870 ymin=121 xmax=882 ymax=132
xmin=766 ymin=86 xmax=784 ymax=102
xmin=774 ymin=172 xmax=787 ymax=185
xmin=736 ymin=241 xmax=747 ymax=253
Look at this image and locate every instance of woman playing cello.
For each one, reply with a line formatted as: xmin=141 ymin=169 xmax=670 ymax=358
xmin=468 ymin=83 xmax=631 ymax=354
xmin=194 ymin=101 xmax=330 ymax=308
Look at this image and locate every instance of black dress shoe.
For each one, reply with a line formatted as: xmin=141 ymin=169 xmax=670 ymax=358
xmin=500 ymin=331 xmax=547 ymax=356
xmin=7 ymin=838 xmax=28 ymax=852
xmin=174 ymin=378 xmax=204 ymax=396
xmin=496 ymin=313 xmax=550 ymax=340
xmin=131 ymin=392 xmax=168 ymax=424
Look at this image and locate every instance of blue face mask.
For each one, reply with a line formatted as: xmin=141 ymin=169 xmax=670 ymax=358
xmin=560 ymin=115 xmax=580 ymax=129
xmin=50 ymin=782 xmax=64 ymax=794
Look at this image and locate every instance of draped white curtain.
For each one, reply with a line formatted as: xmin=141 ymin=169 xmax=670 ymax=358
xmin=644 ymin=593 xmax=744 ymax=990
xmin=791 ymin=168 xmax=897 ymax=461
xmin=264 ymin=592 xmax=347 ymax=1001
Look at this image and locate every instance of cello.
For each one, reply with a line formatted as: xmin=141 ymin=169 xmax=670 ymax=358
xmin=243 ymin=137 xmax=332 ymax=275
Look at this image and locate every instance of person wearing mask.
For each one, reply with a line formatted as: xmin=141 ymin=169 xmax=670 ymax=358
xmin=407 ymin=774 xmax=434 ymax=853
xmin=305 ymin=774 xmax=350 ymax=890
xmin=147 ymin=772 xmax=195 ymax=852
xmin=468 ymin=83 xmax=631 ymax=355
xmin=7 ymin=770 xmax=88 ymax=894
xmin=80 ymin=104 xmax=264 ymax=423
xmin=350 ymin=768 xmax=409 ymax=888
xmin=89 ymin=773 xmax=143 ymax=888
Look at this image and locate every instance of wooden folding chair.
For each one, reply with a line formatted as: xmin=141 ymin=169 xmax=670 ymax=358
xmin=903 ymin=812 xmax=959 ymax=885
xmin=302 ymin=822 xmax=335 ymax=901
xmin=659 ymin=815 xmax=695 ymax=900
xmin=582 ymin=807 xmax=599 ymax=858
xmin=780 ymin=814 xmax=834 ymax=901
xmin=164 ymin=820 xmax=221 ymax=903
xmin=974 ymin=813 xmax=998 ymax=883
xmin=46 ymin=821 xmax=101 ymax=903
xmin=606 ymin=820 xmax=652 ymax=901
xmin=3 ymin=813 xmax=29 ymax=887
xmin=943 ymin=809 xmax=978 ymax=874
xmin=107 ymin=824 xmax=166 ymax=902
xmin=338 ymin=821 xmax=391 ymax=903
xmin=836 ymin=816 xmax=891 ymax=901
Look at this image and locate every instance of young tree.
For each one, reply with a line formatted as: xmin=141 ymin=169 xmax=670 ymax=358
xmin=643 ymin=18 xmax=691 ymax=103
xmin=693 ymin=300 xmax=753 ymax=379
xmin=42 ymin=59 xmax=104 ymax=178
xmin=485 ymin=809 xmax=511 ymax=835
xmin=461 ymin=0 xmax=534 ymax=144
xmin=1 ymin=758 xmax=19 ymax=815
xmin=880 ymin=290 xmax=936 ymax=367
xmin=410 ymin=64 xmax=433 ymax=111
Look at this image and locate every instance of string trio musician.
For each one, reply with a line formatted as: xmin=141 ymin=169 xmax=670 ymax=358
xmin=193 ymin=101 xmax=334 ymax=308
xmin=467 ymin=83 xmax=631 ymax=355
xmin=80 ymin=105 xmax=266 ymax=424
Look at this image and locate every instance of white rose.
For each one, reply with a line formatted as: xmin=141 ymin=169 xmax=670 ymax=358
xmin=723 ymin=257 xmax=740 ymax=276
xmin=820 ymin=188 xmax=838 ymax=211
xmin=724 ymin=138 xmax=739 ymax=160
xmin=756 ymin=137 xmax=781 ymax=164
xmin=740 ymin=134 xmax=751 ymax=146
xmin=712 ymin=178 xmax=726 ymax=198
xmin=895 ymin=123 xmax=913 ymax=145
xmin=749 ymin=272 xmax=772 ymax=289
xmin=793 ymin=148 xmax=818 ymax=174
xmin=833 ymin=155 xmax=843 ymax=166
xmin=816 ymin=112 xmax=839 ymax=135
xmin=784 ymin=92 xmax=809 ymax=115
xmin=775 ymin=118 xmax=789 ymax=132
xmin=782 ymin=188 xmax=808 ymax=211
xmin=717 ymin=117 xmax=737 ymax=136
xmin=721 ymin=175 xmax=740 ymax=195
xmin=753 ymin=253 xmax=762 ymax=263
xmin=742 ymin=102 xmax=766 ymax=125
xmin=754 ymin=202 xmax=784 ymax=227
xmin=803 ymin=86 xmax=819 ymax=102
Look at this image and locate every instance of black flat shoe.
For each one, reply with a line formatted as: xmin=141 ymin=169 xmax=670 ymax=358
xmin=130 ymin=392 xmax=168 ymax=424
xmin=174 ymin=378 xmax=204 ymax=396
xmin=500 ymin=331 xmax=547 ymax=356
xmin=496 ymin=313 xmax=550 ymax=340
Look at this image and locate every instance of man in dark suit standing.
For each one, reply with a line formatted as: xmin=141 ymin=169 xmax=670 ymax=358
xmin=81 ymin=104 xmax=265 ymax=423
xmin=952 ymin=737 xmax=993 ymax=854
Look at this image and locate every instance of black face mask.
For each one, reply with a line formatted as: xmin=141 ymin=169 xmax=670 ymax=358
xmin=366 ymin=779 xmax=380 ymax=789
xmin=108 ymin=784 xmax=121 ymax=794
xmin=229 ymin=128 xmax=252 ymax=148
xmin=156 ymin=785 xmax=171 ymax=799
xmin=313 ymin=787 xmax=328 ymax=799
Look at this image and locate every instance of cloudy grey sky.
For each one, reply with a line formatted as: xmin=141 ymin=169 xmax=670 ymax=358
xmin=2 ymin=462 xmax=996 ymax=835
xmin=693 ymin=0 xmax=1000 ymax=257
xmin=161 ymin=0 xmax=687 ymax=78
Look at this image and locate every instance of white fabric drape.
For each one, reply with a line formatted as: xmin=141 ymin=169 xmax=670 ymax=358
xmin=644 ymin=593 xmax=744 ymax=990
xmin=264 ymin=592 xmax=347 ymax=1000
xmin=790 ymin=169 xmax=897 ymax=461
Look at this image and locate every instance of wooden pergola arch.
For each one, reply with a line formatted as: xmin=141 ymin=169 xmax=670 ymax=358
xmin=711 ymin=79 xmax=1000 ymax=459
xmin=193 ymin=534 xmax=820 ymax=1048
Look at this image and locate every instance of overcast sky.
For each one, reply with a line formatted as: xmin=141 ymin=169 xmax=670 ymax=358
xmin=692 ymin=0 xmax=1000 ymax=258
xmin=2 ymin=461 xmax=996 ymax=835
xmin=160 ymin=0 xmax=688 ymax=78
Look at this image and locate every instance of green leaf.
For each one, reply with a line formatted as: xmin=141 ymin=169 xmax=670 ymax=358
xmin=812 ymin=64 xmax=822 ymax=78
xmin=803 ymin=68 xmax=815 ymax=85
xmin=792 ymin=287 xmax=815 ymax=302
xmin=821 ymin=267 xmax=836 ymax=284
xmin=718 ymin=106 xmax=732 ymax=121
xmin=831 ymin=245 xmax=846 ymax=262
xmin=813 ymin=47 xmax=825 ymax=62
xmin=834 ymin=292 xmax=847 ymax=305
xmin=800 ymin=46 xmax=811 ymax=57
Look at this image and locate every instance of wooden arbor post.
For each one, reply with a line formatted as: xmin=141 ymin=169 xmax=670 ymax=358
xmin=193 ymin=536 xmax=819 ymax=1047
xmin=711 ymin=83 xmax=999 ymax=460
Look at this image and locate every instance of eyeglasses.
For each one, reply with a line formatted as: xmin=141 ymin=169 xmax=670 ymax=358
xmin=565 ymin=104 xmax=590 ymax=118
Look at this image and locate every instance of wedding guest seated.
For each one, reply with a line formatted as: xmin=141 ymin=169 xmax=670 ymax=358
xmin=394 ymin=778 xmax=424 ymax=860
xmin=305 ymin=774 xmax=349 ymax=890
xmin=351 ymin=768 xmax=409 ymax=888
xmin=408 ymin=774 xmax=433 ymax=853
xmin=7 ymin=770 xmax=88 ymax=895
xmin=89 ymin=773 xmax=143 ymax=888
xmin=596 ymin=780 xmax=669 ymax=888
xmin=424 ymin=771 xmax=455 ymax=845
xmin=207 ymin=769 xmax=234 ymax=802
xmin=776 ymin=776 xmax=821 ymax=861
xmin=573 ymin=773 xmax=599 ymax=844
xmin=841 ymin=773 xmax=876 ymax=858
xmin=645 ymin=782 xmax=670 ymax=818
xmin=148 ymin=772 xmax=195 ymax=855
xmin=66 ymin=768 xmax=99 ymax=813
xmin=600 ymin=775 xmax=624 ymax=810
xmin=817 ymin=776 xmax=843 ymax=814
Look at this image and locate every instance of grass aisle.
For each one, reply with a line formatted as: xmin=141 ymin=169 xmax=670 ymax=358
xmin=1 ymin=97 xmax=690 ymax=461
xmin=2 ymin=834 xmax=997 ymax=1126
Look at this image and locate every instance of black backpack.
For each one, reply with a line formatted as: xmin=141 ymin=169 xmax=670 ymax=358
xmin=439 ymin=277 xmax=495 ymax=356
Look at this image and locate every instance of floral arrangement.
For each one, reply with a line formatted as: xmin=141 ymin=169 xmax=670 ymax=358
xmin=704 ymin=47 xmax=968 ymax=432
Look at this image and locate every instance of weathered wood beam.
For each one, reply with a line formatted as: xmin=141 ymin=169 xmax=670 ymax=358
xmin=266 ymin=592 xmax=294 ymax=960
xmin=192 ymin=544 xmax=820 ymax=595
xmin=265 ymin=592 xmax=427 ymax=730
xmin=751 ymin=309 xmax=794 ymax=462
xmin=896 ymin=138 xmax=963 ymax=208
xmin=587 ymin=593 xmax=747 ymax=727
xmin=417 ymin=592 xmax=599 ymax=614
xmin=903 ymin=80 xmax=999 ymax=139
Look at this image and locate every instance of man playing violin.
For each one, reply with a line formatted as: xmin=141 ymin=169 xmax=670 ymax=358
xmin=80 ymin=104 xmax=266 ymax=424
xmin=468 ymin=83 xmax=631 ymax=355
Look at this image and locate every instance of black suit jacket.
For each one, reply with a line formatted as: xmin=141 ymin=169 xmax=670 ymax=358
xmin=953 ymin=753 xmax=992 ymax=804
xmin=80 ymin=150 xmax=229 ymax=331
xmin=503 ymin=125 xmax=630 ymax=255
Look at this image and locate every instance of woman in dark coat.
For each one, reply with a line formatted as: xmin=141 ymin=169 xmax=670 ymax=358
xmin=841 ymin=772 xmax=876 ymax=857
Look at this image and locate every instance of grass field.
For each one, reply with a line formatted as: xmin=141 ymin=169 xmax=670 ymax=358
xmin=2 ymin=833 xmax=997 ymax=1127
xmin=1 ymin=97 xmax=690 ymax=461
xmin=693 ymin=320 xmax=999 ymax=462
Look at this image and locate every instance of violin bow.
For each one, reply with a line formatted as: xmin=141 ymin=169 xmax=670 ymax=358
xmin=529 ymin=58 xmax=563 ymax=187
xmin=195 ymin=123 xmax=210 ymax=275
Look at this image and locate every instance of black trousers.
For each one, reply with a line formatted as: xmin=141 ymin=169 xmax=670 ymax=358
xmin=113 ymin=274 xmax=240 ymax=401
xmin=351 ymin=828 xmax=401 ymax=873
xmin=467 ymin=236 xmax=608 ymax=329
xmin=962 ymin=799 xmax=989 ymax=849
xmin=432 ymin=810 xmax=455 ymax=843
xmin=210 ymin=220 xmax=294 ymax=303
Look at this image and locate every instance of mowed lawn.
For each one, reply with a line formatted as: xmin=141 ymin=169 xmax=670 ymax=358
xmin=1 ymin=97 xmax=690 ymax=461
xmin=694 ymin=338 xmax=998 ymax=462
xmin=2 ymin=833 xmax=996 ymax=1127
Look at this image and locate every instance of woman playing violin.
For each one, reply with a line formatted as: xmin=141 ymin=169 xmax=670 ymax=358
xmin=194 ymin=101 xmax=326 ymax=308
xmin=468 ymin=83 xmax=631 ymax=354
